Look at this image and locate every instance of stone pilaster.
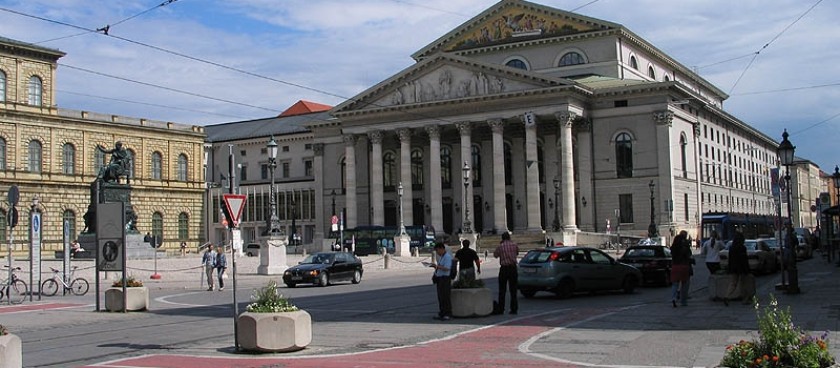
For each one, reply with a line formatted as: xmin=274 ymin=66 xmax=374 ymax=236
xmin=312 ymin=143 xmax=326 ymax=245
xmin=522 ymin=113 xmax=542 ymax=231
xmin=425 ymin=125 xmax=443 ymax=234
xmin=343 ymin=135 xmax=357 ymax=229
xmin=556 ymin=111 xmax=577 ymax=231
xmin=368 ymin=131 xmax=384 ymax=226
xmin=574 ymin=119 xmax=593 ymax=231
xmin=488 ymin=119 xmax=507 ymax=233
xmin=397 ymin=128 xmax=413 ymax=226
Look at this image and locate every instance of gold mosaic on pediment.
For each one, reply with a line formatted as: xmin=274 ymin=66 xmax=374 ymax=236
xmin=446 ymin=7 xmax=601 ymax=52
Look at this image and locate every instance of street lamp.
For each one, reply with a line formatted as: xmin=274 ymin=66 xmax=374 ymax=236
xmin=264 ymin=136 xmax=282 ymax=236
xmin=398 ymin=182 xmax=406 ymax=235
xmin=648 ymin=180 xmax=658 ymax=238
xmin=552 ymin=177 xmax=560 ymax=231
xmin=290 ymin=200 xmax=297 ymax=246
xmin=462 ymin=161 xmax=472 ymax=234
xmin=777 ymin=129 xmax=799 ymax=293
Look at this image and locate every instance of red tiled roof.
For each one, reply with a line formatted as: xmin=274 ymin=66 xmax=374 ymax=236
xmin=279 ymin=100 xmax=332 ymax=117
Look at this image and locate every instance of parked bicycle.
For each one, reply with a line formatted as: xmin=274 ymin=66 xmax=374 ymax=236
xmin=41 ymin=266 xmax=89 ymax=296
xmin=1 ymin=266 xmax=28 ymax=304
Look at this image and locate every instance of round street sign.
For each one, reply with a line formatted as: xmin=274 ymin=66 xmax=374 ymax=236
xmin=7 ymin=185 xmax=18 ymax=206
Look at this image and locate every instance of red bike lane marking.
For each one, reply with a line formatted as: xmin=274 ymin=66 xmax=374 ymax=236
xmin=88 ymin=308 xmax=613 ymax=368
xmin=0 ymin=302 xmax=84 ymax=314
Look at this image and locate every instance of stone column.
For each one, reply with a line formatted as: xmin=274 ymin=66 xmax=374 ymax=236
xmin=523 ymin=114 xmax=542 ymax=231
xmin=344 ymin=135 xmax=358 ymax=229
xmin=488 ymin=119 xmax=507 ymax=233
xmin=312 ymin=143 xmax=326 ymax=248
xmin=456 ymin=122 xmax=472 ymax=233
xmin=368 ymin=131 xmax=384 ymax=226
xmin=398 ymin=128 xmax=413 ymax=226
xmin=575 ymin=120 xmax=593 ymax=231
xmin=426 ymin=125 xmax=443 ymax=233
xmin=556 ymin=112 xmax=577 ymax=231
xmin=653 ymin=110 xmax=675 ymax=243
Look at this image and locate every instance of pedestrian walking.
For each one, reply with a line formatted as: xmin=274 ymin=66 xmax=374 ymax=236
xmin=180 ymin=241 xmax=187 ymax=256
xmin=201 ymin=245 xmax=216 ymax=291
xmin=215 ymin=245 xmax=227 ymax=291
xmin=701 ymin=231 xmax=723 ymax=274
xmin=454 ymin=239 xmax=481 ymax=281
xmin=494 ymin=232 xmax=519 ymax=315
xmin=429 ymin=242 xmax=453 ymax=320
xmin=669 ymin=230 xmax=692 ymax=307
xmin=723 ymin=232 xmax=751 ymax=306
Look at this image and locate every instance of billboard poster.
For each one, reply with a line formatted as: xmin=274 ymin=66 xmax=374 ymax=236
xmin=770 ymin=167 xmax=781 ymax=198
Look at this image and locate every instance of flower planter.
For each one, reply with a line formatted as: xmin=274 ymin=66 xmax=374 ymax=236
xmin=451 ymin=287 xmax=493 ymax=317
xmin=237 ymin=310 xmax=312 ymax=352
xmin=0 ymin=333 xmax=22 ymax=368
xmin=104 ymin=287 xmax=149 ymax=312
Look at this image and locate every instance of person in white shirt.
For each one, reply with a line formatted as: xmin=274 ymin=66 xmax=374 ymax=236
xmin=701 ymin=231 xmax=723 ymax=274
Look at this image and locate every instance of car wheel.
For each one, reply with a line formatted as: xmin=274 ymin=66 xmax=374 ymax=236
xmin=622 ymin=275 xmax=638 ymax=294
xmin=318 ymin=272 xmax=329 ymax=287
xmin=351 ymin=270 xmax=362 ymax=284
xmin=520 ymin=289 xmax=537 ymax=298
xmin=555 ymin=279 xmax=574 ymax=298
xmin=285 ymin=283 xmax=296 ymax=288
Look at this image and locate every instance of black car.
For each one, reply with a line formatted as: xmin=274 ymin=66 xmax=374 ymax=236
xmin=282 ymin=252 xmax=363 ymax=287
xmin=618 ymin=245 xmax=672 ymax=286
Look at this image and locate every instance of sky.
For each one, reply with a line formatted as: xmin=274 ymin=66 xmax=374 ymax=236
xmin=0 ymin=0 xmax=837 ymax=172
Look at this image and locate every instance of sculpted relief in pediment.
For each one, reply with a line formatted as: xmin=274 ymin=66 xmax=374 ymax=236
xmin=380 ymin=66 xmax=537 ymax=107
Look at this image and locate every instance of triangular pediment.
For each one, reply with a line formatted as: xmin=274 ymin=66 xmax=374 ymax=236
xmin=334 ymin=54 xmax=572 ymax=114
xmin=413 ymin=0 xmax=618 ymax=60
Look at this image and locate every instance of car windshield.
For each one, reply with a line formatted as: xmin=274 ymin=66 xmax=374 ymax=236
xmin=302 ymin=253 xmax=335 ymax=264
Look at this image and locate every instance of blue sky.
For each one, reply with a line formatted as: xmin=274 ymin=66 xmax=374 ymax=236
xmin=0 ymin=0 xmax=837 ymax=172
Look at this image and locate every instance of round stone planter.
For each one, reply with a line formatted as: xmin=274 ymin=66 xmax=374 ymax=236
xmin=237 ymin=310 xmax=312 ymax=353
xmin=451 ymin=287 xmax=493 ymax=317
xmin=104 ymin=287 xmax=149 ymax=312
xmin=0 ymin=333 xmax=22 ymax=368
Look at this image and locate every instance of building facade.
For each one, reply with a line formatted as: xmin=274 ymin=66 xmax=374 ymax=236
xmin=0 ymin=37 xmax=207 ymax=256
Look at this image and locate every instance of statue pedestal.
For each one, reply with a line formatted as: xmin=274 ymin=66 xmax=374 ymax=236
xmin=258 ymin=236 xmax=288 ymax=275
xmin=394 ymin=234 xmax=411 ymax=257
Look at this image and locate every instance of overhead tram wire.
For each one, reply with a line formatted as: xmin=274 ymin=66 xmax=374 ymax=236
xmin=34 ymin=0 xmax=181 ymax=45
xmin=57 ymin=89 xmax=252 ymax=120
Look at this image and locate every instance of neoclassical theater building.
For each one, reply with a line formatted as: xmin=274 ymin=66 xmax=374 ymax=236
xmin=304 ymin=0 xmax=787 ymax=246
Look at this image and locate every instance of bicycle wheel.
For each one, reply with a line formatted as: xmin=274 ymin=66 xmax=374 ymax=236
xmin=9 ymin=279 xmax=27 ymax=304
xmin=41 ymin=279 xmax=59 ymax=296
xmin=70 ymin=278 xmax=89 ymax=296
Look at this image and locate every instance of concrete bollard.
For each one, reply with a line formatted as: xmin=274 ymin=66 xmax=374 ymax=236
xmin=384 ymin=253 xmax=390 ymax=269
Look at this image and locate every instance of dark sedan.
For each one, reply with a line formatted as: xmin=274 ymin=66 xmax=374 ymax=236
xmin=282 ymin=252 xmax=363 ymax=287
xmin=618 ymin=245 xmax=672 ymax=286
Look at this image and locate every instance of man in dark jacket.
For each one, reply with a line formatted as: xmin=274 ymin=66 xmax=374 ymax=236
xmin=723 ymin=232 xmax=751 ymax=305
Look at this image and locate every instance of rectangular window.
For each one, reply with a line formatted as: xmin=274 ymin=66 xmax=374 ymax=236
xmin=282 ymin=146 xmax=290 ymax=152
xmin=684 ymin=193 xmax=689 ymax=222
xmin=304 ymin=144 xmax=312 ymax=150
xmin=240 ymin=150 xmax=247 ymax=157
xmin=614 ymin=100 xmax=628 ymax=107
xmin=304 ymin=160 xmax=313 ymax=177
xmin=260 ymin=148 xmax=267 ymax=155
xmin=282 ymin=162 xmax=290 ymax=178
xmin=619 ymin=194 xmax=633 ymax=224
xmin=240 ymin=164 xmax=248 ymax=181
xmin=261 ymin=164 xmax=268 ymax=180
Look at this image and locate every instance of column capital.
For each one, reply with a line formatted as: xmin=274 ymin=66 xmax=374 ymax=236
xmin=312 ymin=143 xmax=324 ymax=156
xmin=574 ymin=118 xmax=592 ymax=133
xmin=455 ymin=122 xmax=472 ymax=136
xmin=397 ymin=128 xmax=412 ymax=142
xmin=653 ymin=110 xmax=674 ymax=126
xmin=487 ymin=119 xmax=504 ymax=134
xmin=343 ymin=134 xmax=357 ymax=146
xmin=367 ymin=131 xmax=383 ymax=144
xmin=555 ymin=111 xmax=578 ymax=127
xmin=424 ymin=125 xmax=441 ymax=139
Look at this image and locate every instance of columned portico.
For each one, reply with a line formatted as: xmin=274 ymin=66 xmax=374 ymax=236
xmin=398 ymin=128 xmax=414 ymax=226
xmin=368 ymin=131 xmax=384 ymax=226
xmin=425 ymin=125 xmax=444 ymax=234
xmin=344 ymin=134 xmax=358 ymax=229
xmin=488 ymin=119 xmax=507 ymax=233
xmin=523 ymin=115 xmax=542 ymax=231
xmin=556 ymin=112 xmax=577 ymax=231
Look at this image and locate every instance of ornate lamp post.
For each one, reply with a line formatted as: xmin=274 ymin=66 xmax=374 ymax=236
xmin=257 ymin=135 xmax=287 ymax=276
xmin=462 ymin=162 xmax=472 ymax=234
xmin=648 ymin=180 xmax=658 ymax=238
xmin=398 ymin=182 xmax=406 ymax=235
xmin=552 ymin=177 xmax=560 ymax=231
xmin=264 ymin=136 xmax=282 ymax=236
xmin=777 ymin=129 xmax=799 ymax=293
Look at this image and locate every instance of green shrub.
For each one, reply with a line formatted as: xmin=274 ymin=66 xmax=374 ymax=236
xmin=0 ymin=324 xmax=7 ymax=336
xmin=246 ymin=280 xmax=299 ymax=313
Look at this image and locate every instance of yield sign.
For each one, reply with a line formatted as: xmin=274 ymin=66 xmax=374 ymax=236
xmin=222 ymin=194 xmax=247 ymax=227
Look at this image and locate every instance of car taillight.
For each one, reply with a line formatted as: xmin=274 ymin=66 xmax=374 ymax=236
xmin=549 ymin=252 xmax=560 ymax=261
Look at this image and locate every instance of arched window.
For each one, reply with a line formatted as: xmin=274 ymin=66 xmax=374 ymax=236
xmin=629 ymin=56 xmax=638 ymax=70
xmin=615 ymin=132 xmax=633 ymax=178
xmin=0 ymin=70 xmax=6 ymax=102
xmin=94 ymin=148 xmax=106 ymax=176
xmin=63 ymin=210 xmax=76 ymax=242
xmin=410 ymin=149 xmax=423 ymax=189
xmin=558 ymin=52 xmax=585 ymax=66
xmin=680 ymin=135 xmax=688 ymax=178
xmin=152 ymin=212 xmax=163 ymax=240
xmin=441 ymin=146 xmax=452 ymax=189
xmin=664 ymin=75 xmax=670 ymax=82
xmin=648 ymin=66 xmax=656 ymax=79
xmin=0 ymin=137 xmax=6 ymax=171
xmin=505 ymin=59 xmax=527 ymax=70
xmin=177 ymin=154 xmax=188 ymax=181
xmin=28 ymin=76 xmax=42 ymax=106
xmin=471 ymin=145 xmax=482 ymax=187
xmin=383 ymin=152 xmax=395 ymax=191
xmin=504 ymin=142 xmax=512 ymax=185
xmin=28 ymin=140 xmax=42 ymax=173
xmin=0 ymin=209 xmax=6 ymax=242
xmin=178 ymin=212 xmax=189 ymax=240
xmin=126 ymin=149 xmax=135 ymax=179
xmin=151 ymin=152 xmax=162 ymax=180
xmin=62 ymin=143 xmax=75 ymax=175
